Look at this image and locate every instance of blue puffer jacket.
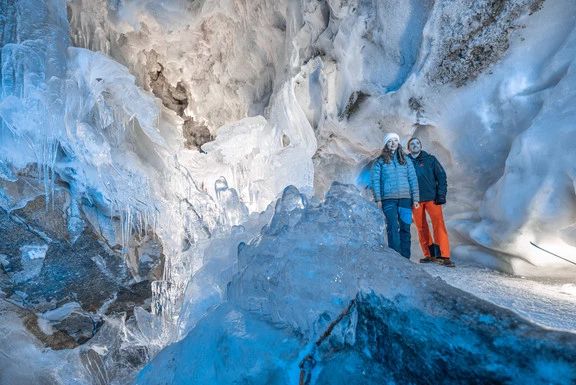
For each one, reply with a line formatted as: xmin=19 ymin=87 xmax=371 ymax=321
xmin=370 ymin=155 xmax=420 ymax=203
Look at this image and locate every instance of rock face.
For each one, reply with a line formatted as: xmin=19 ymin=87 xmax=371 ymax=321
xmin=0 ymin=172 xmax=160 ymax=349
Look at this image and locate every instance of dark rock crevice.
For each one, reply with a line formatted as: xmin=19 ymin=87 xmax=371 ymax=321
xmin=148 ymin=61 xmax=189 ymax=117
xmin=315 ymin=290 xmax=576 ymax=384
xmin=339 ymin=91 xmax=370 ymax=120
xmin=146 ymin=51 xmax=214 ymax=149
xmin=182 ymin=118 xmax=213 ymax=150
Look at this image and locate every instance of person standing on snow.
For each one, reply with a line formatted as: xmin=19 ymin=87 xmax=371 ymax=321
xmin=371 ymin=133 xmax=420 ymax=259
xmin=407 ymin=137 xmax=454 ymax=267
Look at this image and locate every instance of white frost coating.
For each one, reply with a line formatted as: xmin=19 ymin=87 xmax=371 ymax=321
xmin=11 ymin=244 xmax=49 ymax=283
xmin=40 ymin=302 xmax=82 ymax=322
xmin=68 ymin=0 xmax=293 ymax=131
xmin=20 ymin=244 xmax=49 ymax=260
xmin=36 ymin=317 xmax=55 ymax=336
xmin=560 ymin=284 xmax=576 ymax=297
xmin=35 ymin=302 xmax=84 ymax=344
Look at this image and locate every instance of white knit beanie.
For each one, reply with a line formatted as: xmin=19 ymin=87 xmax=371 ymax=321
xmin=383 ymin=132 xmax=400 ymax=146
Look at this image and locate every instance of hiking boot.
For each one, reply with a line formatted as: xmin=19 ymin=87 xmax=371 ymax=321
xmin=419 ymin=257 xmax=436 ymax=263
xmin=428 ymin=244 xmax=441 ymax=258
xmin=436 ymin=257 xmax=455 ymax=267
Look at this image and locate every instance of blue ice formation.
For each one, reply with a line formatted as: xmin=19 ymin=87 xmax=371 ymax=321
xmin=138 ymin=184 xmax=576 ymax=385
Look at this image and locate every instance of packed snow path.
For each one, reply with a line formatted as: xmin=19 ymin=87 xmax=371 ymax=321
xmin=419 ymin=263 xmax=576 ymax=332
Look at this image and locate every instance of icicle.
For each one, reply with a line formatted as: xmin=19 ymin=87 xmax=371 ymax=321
xmin=120 ymin=206 xmax=133 ymax=255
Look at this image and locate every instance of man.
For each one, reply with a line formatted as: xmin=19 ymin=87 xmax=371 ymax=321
xmin=407 ymin=137 xmax=454 ymax=267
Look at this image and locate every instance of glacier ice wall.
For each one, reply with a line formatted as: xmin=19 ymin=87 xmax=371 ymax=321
xmin=0 ymin=0 xmax=68 ymax=194
xmin=63 ymin=0 xmax=576 ymax=275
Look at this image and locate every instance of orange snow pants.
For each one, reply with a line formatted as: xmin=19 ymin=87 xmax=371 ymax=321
xmin=412 ymin=201 xmax=450 ymax=258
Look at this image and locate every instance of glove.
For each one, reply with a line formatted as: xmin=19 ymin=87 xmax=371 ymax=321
xmin=434 ymin=195 xmax=446 ymax=205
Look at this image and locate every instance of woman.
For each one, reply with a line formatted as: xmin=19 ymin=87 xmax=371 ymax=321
xmin=407 ymin=137 xmax=454 ymax=267
xmin=371 ymin=133 xmax=420 ymax=258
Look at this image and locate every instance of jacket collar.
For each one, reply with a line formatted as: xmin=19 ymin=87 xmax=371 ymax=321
xmin=409 ymin=150 xmax=429 ymax=160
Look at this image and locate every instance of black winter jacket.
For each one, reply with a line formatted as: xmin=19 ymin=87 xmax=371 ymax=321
xmin=408 ymin=151 xmax=447 ymax=203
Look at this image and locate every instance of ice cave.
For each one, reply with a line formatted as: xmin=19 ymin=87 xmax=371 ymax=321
xmin=1 ymin=0 xmax=575 ymax=384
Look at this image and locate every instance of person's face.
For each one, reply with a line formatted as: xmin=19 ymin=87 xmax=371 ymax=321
xmin=408 ymin=139 xmax=422 ymax=154
xmin=386 ymin=137 xmax=399 ymax=151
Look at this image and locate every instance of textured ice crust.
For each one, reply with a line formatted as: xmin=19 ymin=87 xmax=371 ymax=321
xmin=138 ymin=184 xmax=576 ymax=385
xmin=227 ymin=184 xmax=388 ymax=333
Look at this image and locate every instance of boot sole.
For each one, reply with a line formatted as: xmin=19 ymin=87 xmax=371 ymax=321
xmin=436 ymin=259 xmax=455 ymax=267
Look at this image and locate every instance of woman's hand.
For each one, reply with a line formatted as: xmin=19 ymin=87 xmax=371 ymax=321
xmin=377 ymin=201 xmax=382 ymax=209
xmin=413 ymin=202 xmax=420 ymax=209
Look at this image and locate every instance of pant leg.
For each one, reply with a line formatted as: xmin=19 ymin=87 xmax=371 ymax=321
xmin=427 ymin=202 xmax=451 ymax=257
xmin=412 ymin=201 xmax=432 ymax=257
xmin=382 ymin=199 xmax=401 ymax=254
xmin=397 ymin=198 xmax=412 ymax=258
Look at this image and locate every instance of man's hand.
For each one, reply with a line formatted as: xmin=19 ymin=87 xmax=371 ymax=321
xmin=413 ymin=202 xmax=420 ymax=209
xmin=377 ymin=201 xmax=382 ymax=209
xmin=434 ymin=195 xmax=446 ymax=205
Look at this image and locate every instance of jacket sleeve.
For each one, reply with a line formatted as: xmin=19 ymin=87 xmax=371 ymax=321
xmin=370 ymin=158 xmax=382 ymax=202
xmin=433 ymin=156 xmax=447 ymax=198
xmin=406 ymin=158 xmax=420 ymax=203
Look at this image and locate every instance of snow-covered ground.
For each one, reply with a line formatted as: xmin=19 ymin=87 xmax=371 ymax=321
xmin=419 ymin=263 xmax=576 ymax=332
